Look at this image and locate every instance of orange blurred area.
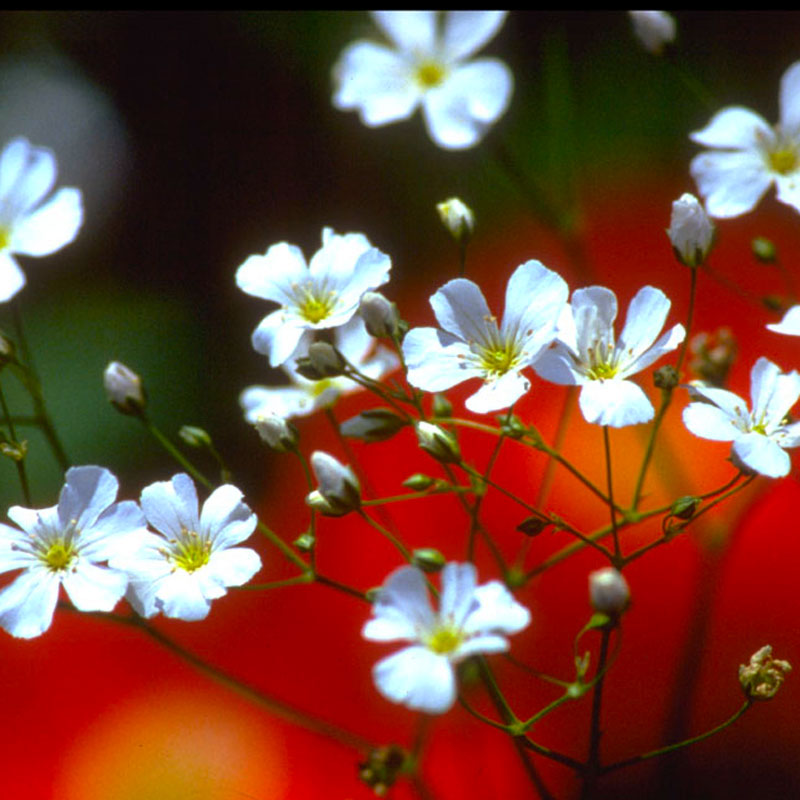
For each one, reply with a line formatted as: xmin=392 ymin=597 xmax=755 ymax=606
xmin=2 ymin=176 xmax=800 ymax=799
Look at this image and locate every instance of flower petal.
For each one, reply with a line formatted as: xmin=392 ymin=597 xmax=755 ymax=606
xmin=690 ymin=106 xmax=773 ymax=149
xmin=364 ymin=565 xmax=435 ymax=641
xmin=251 ymin=309 xmax=305 ymax=368
xmin=0 ymin=251 xmax=26 ymax=302
xmin=0 ymin=567 xmax=60 ymax=639
xmin=439 ymin=562 xmax=477 ymax=627
xmin=371 ymin=11 xmax=437 ymax=53
xmin=235 ymin=243 xmax=308 ymax=304
xmin=455 ymin=633 xmax=510 ymax=660
xmin=774 ymin=172 xmax=800 ymax=214
xmin=623 ymin=323 xmax=684 ymax=377
xmin=532 ymin=342 xmax=582 ymax=386
xmin=200 ymin=484 xmax=256 ymax=549
xmin=430 ymin=278 xmax=492 ymax=342
xmin=10 ymin=187 xmax=83 ymax=257
xmin=372 ymin=646 xmax=456 ymax=713
xmin=732 ymin=432 xmax=791 ymax=478
xmin=682 ymin=401 xmax=744 ymax=442
xmin=690 ymin=150 xmax=773 ymax=218
xmin=616 ymin=286 xmax=670 ymax=366
xmin=57 ymin=465 xmax=118 ymax=532
xmin=579 ymin=379 xmax=654 ymax=427
xmin=205 ymin=547 xmax=261 ymax=588
xmin=62 ymin=562 xmax=127 ymax=611
xmin=464 ymin=368 xmax=530 ymax=413
xmin=465 ymin=581 xmax=531 ymax=635
xmin=403 ymin=327 xmax=481 ymax=393
xmin=779 ymin=60 xmax=800 ymax=134
xmin=4 ymin=143 xmax=57 ymax=216
xmin=141 ymin=473 xmax=199 ymax=539
xmin=767 ymin=306 xmax=800 ymax=335
xmin=442 ymin=11 xmax=507 ymax=61
xmin=154 ymin=570 xmax=212 ymax=621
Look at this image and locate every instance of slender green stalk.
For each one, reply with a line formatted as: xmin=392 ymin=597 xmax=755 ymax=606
xmin=580 ymin=626 xmax=613 ymax=799
xmin=142 ymin=415 xmax=213 ymax=490
xmin=314 ymin=571 xmax=368 ymax=601
xmin=358 ymin=509 xmax=412 ymax=561
xmin=234 ymin=574 xmax=313 ymax=591
xmin=602 ymin=427 xmax=621 ymax=563
xmin=0 ymin=377 xmax=31 ymax=504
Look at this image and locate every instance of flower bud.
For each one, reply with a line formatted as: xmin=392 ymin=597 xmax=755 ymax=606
xmin=295 ymin=341 xmax=347 ymax=380
xmin=103 ymin=361 xmax=147 ymax=416
xmin=416 ymin=421 xmax=461 ymax=464
xmin=588 ymin=567 xmax=630 ymax=616
xmin=689 ymin=328 xmax=737 ymax=387
xmin=653 ymin=364 xmax=679 ymax=390
xmin=667 ymin=193 xmax=714 ymax=267
xmin=340 ymin=408 xmax=408 ymax=443
xmin=306 ymin=450 xmax=361 ymax=516
xmin=752 ymin=236 xmax=777 ymax=263
xmin=359 ymin=292 xmax=400 ymax=339
xmin=739 ymin=645 xmax=791 ymax=701
xmin=402 ymin=473 xmax=437 ymax=490
xmin=178 ymin=425 xmax=212 ymax=448
xmin=432 ymin=393 xmax=453 ymax=419
xmin=437 ymin=197 xmax=475 ymax=244
xmin=253 ymin=412 xmax=299 ymax=452
xmin=412 ymin=548 xmax=446 ymax=573
xmin=0 ymin=331 xmax=16 ymax=367
xmin=629 ymin=11 xmax=676 ymax=55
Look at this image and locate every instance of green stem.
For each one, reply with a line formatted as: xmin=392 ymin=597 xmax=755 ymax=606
xmin=580 ymin=626 xmax=613 ymax=798
xmin=142 ymin=415 xmax=213 ymax=490
xmin=0 ymin=377 xmax=31 ymax=505
xmin=358 ymin=509 xmax=412 ymax=562
xmin=602 ymin=427 xmax=621 ymax=563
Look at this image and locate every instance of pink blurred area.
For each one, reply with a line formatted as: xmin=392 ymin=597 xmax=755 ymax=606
xmin=2 ymin=176 xmax=800 ymax=799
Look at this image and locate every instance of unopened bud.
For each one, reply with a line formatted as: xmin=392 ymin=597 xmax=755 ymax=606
xmin=668 ymin=193 xmax=714 ymax=267
xmin=752 ymin=236 xmax=777 ymax=263
xmin=653 ymin=364 xmax=679 ymax=390
xmin=179 ymin=425 xmax=212 ymax=448
xmin=689 ymin=328 xmax=737 ymax=387
xmin=359 ymin=292 xmax=400 ymax=338
xmin=588 ymin=567 xmax=630 ymax=616
xmin=340 ymin=408 xmax=407 ymax=443
xmin=0 ymin=331 xmax=15 ymax=367
xmin=359 ymin=745 xmax=408 ymax=796
xmin=432 ymin=393 xmax=453 ymax=418
xmin=412 ymin=548 xmax=446 ymax=573
xmin=671 ymin=495 xmax=699 ymax=520
xmin=739 ymin=645 xmax=791 ymax=701
xmin=629 ymin=10 xmax=676 ymax=55
xmin=517 ymin=516 xmax=551 ymax=537
xmin=306 ymin=450 xmax=361 ymax=516
xmin=416 ymin=421 xmax=461 ymax=464
xmin=402 ymin=473 xmax=437 ymax=491
xmin=295 ymin=342 xmax=347 ymax=380
xmin=253 ymin=413 xmax=299 ymax=452
xmin=104 ymin=361 xmax=147 ymax=416
xmin=437 ymin=197 xmax=475 ymax=244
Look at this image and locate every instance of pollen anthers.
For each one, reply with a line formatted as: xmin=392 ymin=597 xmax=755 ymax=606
xmin=414 ymin=58 xmax=448 ymax=90
xmin=168 ymin=526 xmax=212 ymax=573
xmin=425 ymin=624 xmax=465 ymax=655
xmin=291 ymin=281 xmax=338 ymax=324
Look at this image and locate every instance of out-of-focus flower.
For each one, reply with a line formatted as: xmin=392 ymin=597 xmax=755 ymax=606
xmin=683 ymin=356 xmax=800 ymax=478
xmin=628 ymin=11 xmax=676 ymax=55
xmin=739 ymin=645 xmax=791 ymax=701
xmin=103 ymin=361 xmax=147 ymax=416
xmin=0 ymin=466 xmax=147 ymax=638
xmin=359 ymin=291 xmax=400 ymax=339
xmin=534 ymin=285 xmax=685 ymax=427
xmin=403 ymin=260 xmax=568 ymax=413
xmin=690 ymin=61 xmax=800 ymax=218
xmin=0 ymin=137 xmax=83 ymax=302
xmin=767 ymin=304 xmax=800 ymax=336
xmin=240 ymin=317 xmax=398 ymax=423
xmin=363 ymin=562 xmax=530 ymax=713
xmin=333 ymin=11 xmax=513 ymax=150
xmin=415 ymin=421 xmax=461 ymax=464
xmin=236 ymin=227 xmax=391 ymax=367
xmin=437 ymin=197 xmax=475 ymax=244
xmin=253 ymin=412 xmax=299 ymax=453
xmin=667 ymin=192 xmax=715 ymax=267
xmin=305 ymin=451 xmax=361 ymax=517
xmin=112 ymin=474 xmax=261 ymax=621
xmin=588 ymin=567 xmax=630 ymax=616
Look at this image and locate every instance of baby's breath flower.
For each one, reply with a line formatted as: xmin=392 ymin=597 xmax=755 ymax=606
xmin=363 ymin=562 xmax=530 ymax=713
xmin=333 ymin=11 xmax=512 ymax=150
xmin=0 ymin=137 xmax=84 ymax=302
xmin=668 ymin=193 xmax=715 ymax=267
xmin=306 ymin=451 xmax=361 ymax=517
xmin=628 ymin=11 xmax=676 ymax=55
xmin=690 ymin=61 xmax=800 ymax=218
xmin=739 ymin=645 xmax=791 ymax=701
xmin=0 ymin=466 xmax=147 ymax=638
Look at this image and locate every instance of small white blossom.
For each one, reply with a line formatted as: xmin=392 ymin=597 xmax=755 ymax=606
xmin=668 ymin=193 xmax=715 ymax=267
xmin=333 ymin=11 xmax=513 ymax=150
xmin=534 ymin=285 xmax=685 ymax=427
xmin=628 ymin=11 xmax=676 ymax=55
xmin=403 ymin=260 xmax=569 ymax=413
xmin=240 ymin=316 xmax=398 ymax=423
xmin=589 ymin=567 xmax=631 ymax=616
xmin=690 ymin=61 xmax=800 ymax=218
xmin=305 ymin=451 xmax=361 ymax=516
xmin=437 ymin=197 xmax=475 ymax=243
xmin=682 ymin=356 xmax=800 ymax=478
xmin=236 ymin=227 xmax=391 ymax=368
xmin=0 ymin=137 xmax=84 ymax=302
xmin=767 ymin=305 xmax=800 ymax=336
xmin=363 ymin=562 xmax=530 ymax=714
xmin=112 ymin=474 xmax=261 ymax=621
xmin=0 ymin=466 xmax=147 ymax=638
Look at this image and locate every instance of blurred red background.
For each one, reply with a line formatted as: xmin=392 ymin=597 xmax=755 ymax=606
xmin=1 ymin=175 xmax=798 ymax=799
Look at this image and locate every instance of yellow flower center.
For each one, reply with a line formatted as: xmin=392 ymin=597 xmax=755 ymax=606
xmin=170 ymin=528 xmax=211 ymax=572
xmin=752 ymin=421 xmax=768 ymax=435
xmin=43 ymin=540 xmax=77 ymax=572
xmin=426 ymin=625 xmax=464 ymax=655
xmin=0 ymin=226 xmax=10 ymax=252
xmin=587 ymin=362 xmax=619 ymax=380
xmin=294 ymin=284 xmax=337 ymax=324
xmin=769 ymin=147 xmax=798 ymax=176
xmin=415 ymin=60 xmax=447 ymax=89
xmin=479 ymin=341 xmax=519 ymax=377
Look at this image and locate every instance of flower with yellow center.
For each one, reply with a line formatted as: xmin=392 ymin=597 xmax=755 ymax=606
xmin=690 ymin=60 xmax=800 ymax=218
xmin=332 ymin=11 xmax=513 ymax=150
xmin=0 ymin=466 xmax=147 ymax=639
xmin=534 ymin=285 xmax=685 ymax=427
xmin=236 ymin=227 xmax=391 ymax=368
xmin=113 ymin=474 xmax=262 ymax=621
xmin=363 ymin=562 xmax=530 ymax=714
xmin=403 ymin=259 xmax=569 ymax=413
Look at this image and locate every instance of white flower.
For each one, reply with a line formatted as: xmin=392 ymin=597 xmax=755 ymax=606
xmin=682 ymin=356 xmax=800 ymax=478
xmin=240 ymin=316 xmax=398 ymax=423
xmin=767 ymin=305 xmax=800 ymax=336
xmin=403 ymin=260 xmax=569 ymax=413
xmin=667 ymin=192 xmax=715 ymax=267
xmin=112 ymin=474 xmax=261 ymax=621
xmin=0 ymin=137 xmax=84 ymax=302
xmin=333 ymin=11 xmax=513 ymax=150
xmin=236 ymin=227 xmax=391 ymax=368
xmin=437 ymin=197 xmax=475 ymax=242
xmin=363 ymin=562 xmax=530 ymax=714
xmin=305 ymin=450 xmax=361 ymax=516
xmin=628 ymin=11 xmax=676 ymax=55
xmin=690 ymin=61 xmax=800 ymax=218
xmin=534 ymin=285 xmax=685 ymax=427
xmin=0 ymin=466 xmax=147 ymax=639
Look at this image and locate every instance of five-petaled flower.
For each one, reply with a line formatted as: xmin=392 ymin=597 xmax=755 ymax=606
xmin=690 ymin=60 xmax=800 ymax=218
xmin=363 ymin=562 xmax=530 ymax=714
xmin=240 ymin=316 xmax=398 ymax=423
xmin=333 ymin=11 xmax=513 ymax=150
xmin=236 ymin=227 xmax=391 ymax=368
xmin=0 ymin=466 xmax=147 ymax=639
xmin=682 ymin=356 xmax=800 ymax=478
xmin=534 ymin=285 xmax=685 ymax=427
xmin=111 ymin=474 xmax=262 ymax=621
xmin=403 ymin=260 xmax=568 ymax=413
xmin=0 ymin=137 xmax=84 ymax=303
